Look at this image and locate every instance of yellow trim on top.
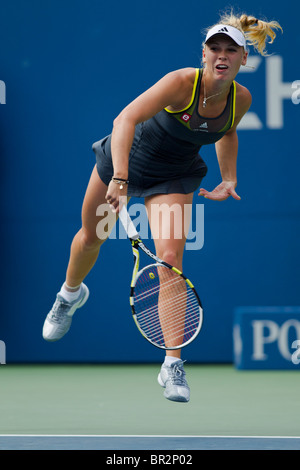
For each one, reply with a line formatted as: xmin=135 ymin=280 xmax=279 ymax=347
xmin=164 ymin=68 xmax=200 ymax=114
xmin=231 ymin=80 xmax=236 ymax=128
xmin=130 ymin=247 xmax=140 ymax=287
xmin=186 ymin=278 xmax=194 ymax=289
xmin=171 ymin=267 xmax=183 ymax=275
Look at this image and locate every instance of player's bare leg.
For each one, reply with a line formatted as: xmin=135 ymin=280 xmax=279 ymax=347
xmin=145 ymin=192 xmax=193 ymax=402
xmin=43 ymin=165 xmax=114 ymax=341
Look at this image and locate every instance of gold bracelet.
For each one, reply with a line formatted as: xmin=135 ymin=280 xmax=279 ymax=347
xmin=112 ymin=177 xmax=129 ymax=190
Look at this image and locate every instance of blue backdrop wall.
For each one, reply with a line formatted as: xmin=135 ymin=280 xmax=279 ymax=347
xmin=0 ymin=0 xmax=299 ymax=363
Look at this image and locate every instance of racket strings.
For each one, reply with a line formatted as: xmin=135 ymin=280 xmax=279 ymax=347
xmin=135 ymin=272 xmax=189 ymax=317
xmin=138 ymin=311 xmax=199 ymax=343
xmin=137 ymin=299 xmax=199 ymax=334
xmin=138 ymin=307 xmax=199 ymax=345
xmin=133 ymin=265 xmax=200 ymax=348
xmin=134 ymin=275 xmax=185 ymax=302
xmin=136 ymin=291 xmax=199 ymax=329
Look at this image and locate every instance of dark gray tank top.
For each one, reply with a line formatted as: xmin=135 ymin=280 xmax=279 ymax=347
xmin=150 ymin=68 xmax=236 ymax=148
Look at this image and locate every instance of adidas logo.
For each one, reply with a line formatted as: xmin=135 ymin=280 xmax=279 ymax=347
xmin=218 ymin=27 xmax=228 ymax=32
xmin=199 ymin=122 xmax=208 ymax=129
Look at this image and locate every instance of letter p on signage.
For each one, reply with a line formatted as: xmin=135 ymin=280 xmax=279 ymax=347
xmin=251 ymin=320 xmax=279 ymax=360
xmin=234 ymin=307 xmax=300 ymax=369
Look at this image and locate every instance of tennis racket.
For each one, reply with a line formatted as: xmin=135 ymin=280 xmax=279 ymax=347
xmin=118 ymin=205 xmax=203 ymax=350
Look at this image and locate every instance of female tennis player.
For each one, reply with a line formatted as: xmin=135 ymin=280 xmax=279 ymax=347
xmin=43 ymin=12 xmax=281 ymax=402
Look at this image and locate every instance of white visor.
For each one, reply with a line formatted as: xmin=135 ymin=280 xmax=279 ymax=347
xmin=205 ymin=24 xmax=247 ymax=49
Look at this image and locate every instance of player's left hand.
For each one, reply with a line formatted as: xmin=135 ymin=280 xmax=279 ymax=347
xmin=198 ymin=181 xmax=241 ymax=201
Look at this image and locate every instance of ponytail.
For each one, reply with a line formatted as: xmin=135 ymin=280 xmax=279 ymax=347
xmin=216 ymin=11 xmax=283 ymax=56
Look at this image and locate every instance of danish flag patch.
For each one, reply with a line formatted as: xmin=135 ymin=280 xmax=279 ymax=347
xmin=181 ymin=113 xmax=191 ymax=122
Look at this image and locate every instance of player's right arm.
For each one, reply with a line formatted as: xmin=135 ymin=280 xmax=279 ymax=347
xmin=106 ymin=68 xmax=196 ymax=210
xmin=111 ymin=68 xmax=195 ymax=178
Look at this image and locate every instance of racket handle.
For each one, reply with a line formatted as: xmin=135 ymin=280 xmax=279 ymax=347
xmin=119 ymin=205 xmax=139 ymax=240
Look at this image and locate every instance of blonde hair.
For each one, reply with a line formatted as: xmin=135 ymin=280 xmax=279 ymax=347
xmin=207 ymin=11 xmax=283 ymax=56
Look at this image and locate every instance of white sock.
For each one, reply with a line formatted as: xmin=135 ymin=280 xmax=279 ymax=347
xmin=59 ymin=283 xmax=82 ymax=303
xmin=164 ymin=356 xmax=181 ymax=366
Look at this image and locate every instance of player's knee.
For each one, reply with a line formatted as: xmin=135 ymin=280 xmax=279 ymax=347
xmin=160 ymin=249 xmax=182 ymax=270
xmin=80 ymin=228 xmax=103 ymax=251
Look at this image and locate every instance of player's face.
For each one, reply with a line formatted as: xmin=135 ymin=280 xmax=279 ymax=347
xmin=203 ymin=35 xmax=248 ymax=80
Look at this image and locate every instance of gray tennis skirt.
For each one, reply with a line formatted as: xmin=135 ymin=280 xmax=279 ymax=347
xmin=92 ymin=123 xmax=208 ymax=198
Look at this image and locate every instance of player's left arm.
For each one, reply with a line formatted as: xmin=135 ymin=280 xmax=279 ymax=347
xmin=199 ymin=84 xmax=252 ymax=201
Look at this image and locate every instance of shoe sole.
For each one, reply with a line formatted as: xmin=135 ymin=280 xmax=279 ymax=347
xmin=157 ymin=372 xmax=189 ymax=403
xmin=157 ymin=373 xmax=165 ymax=388
xmin=164 ymin=394 xmax=189 ymax=403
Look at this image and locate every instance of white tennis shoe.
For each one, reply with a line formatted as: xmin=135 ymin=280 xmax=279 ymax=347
xmin=158 ymin=360 xmax=190 ymax=403
xmin=42 ymin=284 xmax=89 ymax=342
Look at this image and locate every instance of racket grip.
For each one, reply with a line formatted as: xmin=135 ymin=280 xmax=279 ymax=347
xmin=119 ymin=205 xmax=139 ymax=240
